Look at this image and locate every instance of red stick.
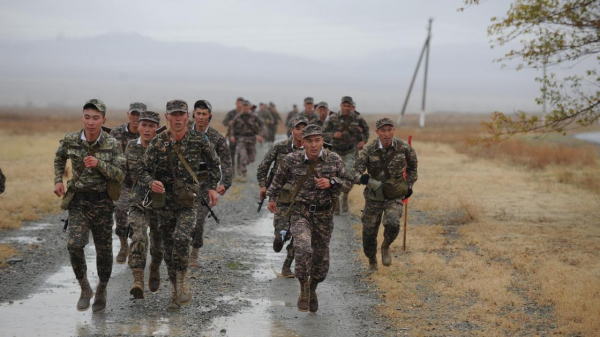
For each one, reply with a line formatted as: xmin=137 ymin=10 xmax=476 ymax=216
xmin=402 ymin=135 xmax=412 ymax=251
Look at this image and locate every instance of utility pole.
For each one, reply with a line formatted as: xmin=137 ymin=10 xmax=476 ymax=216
xmin=397 ymin=18 xmax=433 ymax=128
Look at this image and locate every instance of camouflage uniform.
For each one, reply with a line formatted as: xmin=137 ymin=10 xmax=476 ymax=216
xmin=267 ymin=132 xmax=353 ymax=283
xmin=125 ymin=138 xmax=164 ymax=270
xmin=286 ymin=111 xmax=319 ymax=135
xmin=223 ymin=108 xmax=241 ymax=168
xmin=231 ymin=112 xmax=265 ymax=176
xmin=268 ymin=104 xmax=282 ymax=142
xmin=350 ymin=136 xmax=418 ymax=260
xmin=54 ymin=129 xmax=126 ymax=283
xmin=138 ymin=126 xmax=221 ymax=282
xmin=0 ymin=166 xmax=5 ymax=194
xmin=323 ymin=108 xmax=369 ymax=212
xmin=189 ymin=124 xmax=233 ymax=249
xmin=258 ymin=108 xmax=275 ymax=142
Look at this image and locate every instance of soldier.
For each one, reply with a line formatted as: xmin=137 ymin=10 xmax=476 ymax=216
xmin=223 ymin=97 xmax=243 ymax=169
xmin=323 ymin=96 xmax=370 ymax=215
xmin=0 ymin=166 xmax=5 ymax=194
xmin=350 ymin=118 xmax=418 ymax=271
xmin=137 ymin=99 xmax=221 ymax=311
xmin=110 ymin=102 xmax=147 ymax=264
xmin=188 ymin=99 xmax=233 ymax=269
xmin=286 ymin=97 xmax=319 ymax=135
xmin=314 ymin=102 xmax=330 ymax=127
xmin=126 ymin=111 xmax=164 ymax=298
xmin=53 ymin=99 xmax=126 ymax=313
xmin=257 ymin=116 xmax=308 ymax=278
xmin=257 ymin=102 xmax=274 ymax=143
xmin=230 ymin=100 xmax=265 ymax=181
xmin=266 ymin=125 xmax=352 ymax=313
xmin=268 ymin=102 xmax=282 ymax=142
xmin=285 ymin=104 xmax=299 ymax=126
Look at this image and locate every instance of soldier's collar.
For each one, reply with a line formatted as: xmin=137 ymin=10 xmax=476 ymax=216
xmin=137 ymin=137 xmax=142 ymax=145
xmin=378 ymin=138 xmax=397 ymax=151
xmin=303 ymin=148 xmax=324 ymax=162
xmin=80 ymin=129 xmax=105 ymax=147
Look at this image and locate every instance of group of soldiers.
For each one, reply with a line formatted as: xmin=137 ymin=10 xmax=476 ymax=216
xmin=51 ymin=96 xmax=417 ymax=314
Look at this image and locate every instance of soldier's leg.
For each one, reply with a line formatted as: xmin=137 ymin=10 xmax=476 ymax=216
xmin=309 ymin=212 xmax=334 ymax=282
xmin=67 ymin=203 xmax=91 ymax=280
xmin=237 ymin=141 xmax=250 ymax=177
xmin=382 ymin=198 xmax=403 ymax=246
xmin=171 ymin=207 xmax=197 ymax=271
xmin=128 ymin=205 xmax=149 ymax=271
xmin=114 ymin=189 xmax=131 ymax=263
xmin=248 ymin=141 xmax=257 ymax=164
xmin=361 ymin=200 xmax=385 ymax=260
xmin=89 ymin=201 xmax=115 ymax=283
xmin=290 ymin=208 xmax=312 ymax=283
xmin=147 ymin=209 xmax=163 ymax=292
xmin=229 ymin=141 xmax=236 ymax=170
xmin=235 ymin=142 xmax=246 ymax=176
xmin=189 ymin=200 xmax=209 ymax=269
xmin=272 ymin=204 xmax=289 ymax=252
xmin=160 ymin=208 xmax=178 ymax=283
xmin=340 ymin=152 xmax=356 ymax=213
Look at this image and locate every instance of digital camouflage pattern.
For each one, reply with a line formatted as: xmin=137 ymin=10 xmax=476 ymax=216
xmin=322 ymin=111 xmax=370 ymax=155
xmin=231 ymin=112 xmax=265 ymax=175
xmin=84 ymin=98 xmax=107 ymax=113
xmin=129 ymin=102 xmax=147 ymax=113
xmin=351 ymin=137 xmax=418 ymax=259
xmin=258 ymin=108 xmax=275 ymax=142
xmin=256 ymin=137 xmax=303 ymax=188
xmin=286 ymin=111 xmax=319 ymax=135
xmin=0 ymin=166 xmax=5 ymax=194
xmin=110 ymin=123 xmax=139 ymax=153
xmin=268 ymin=106 xmax=282 ymax=142
xmin=191 ymin=184 xmax=210 ymax=249
xmin=159 ymin=204 xmax=197 ymax=282
xmin=112 ymin=132 xmax=142 ymax=238
xmin=224 ymin=108 xmax=241 ymax=169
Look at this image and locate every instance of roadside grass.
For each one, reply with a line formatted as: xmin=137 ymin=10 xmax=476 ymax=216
xmin=0 ymin=244 xmax=19 ymax=269
xmin=349 ymin=141 xmax=600 ymax=335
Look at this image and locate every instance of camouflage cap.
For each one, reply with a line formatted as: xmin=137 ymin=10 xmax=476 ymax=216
xmin=129 ymin=102 xmax=147 ymax=113
xmin=291 ymin=115 xmax=309 ymax=127
xmin=302 ymin=124 xmax=323 ymax=138
xmin=83 ymin=99 xmax=106 ymax=113
xmin=236 ymin=97 xmax=244 ymax=102
xmin=166 ymin=99 xmax=188 ymax=114
xmin=316 ymin=101 xmax=329 ymax=109
xmin=194 ymin=99 xmax=212 ymax=112
xmin=242 ymin=100 xmax=251 ymax=106
xmin=376 ymin=117 xmax=395 ymax=129
xmin=269 ymin=101 xmax=275 ymax=107
xmin=139 ymin=110 xmax=160 ymax=124
xmin=341 ymin=96 xmax=354 ymax=105
xmin=304 ymin=97 xmax=314 ymax=104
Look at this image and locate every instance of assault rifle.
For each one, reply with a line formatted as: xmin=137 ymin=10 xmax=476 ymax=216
xmin=257 ymin=170 xmax=275 ymax=212
xmin=200 ymin=194 xmax=220 ymax=224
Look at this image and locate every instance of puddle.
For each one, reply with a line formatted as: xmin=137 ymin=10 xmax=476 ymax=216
xmin=0 ymin=236 xmax=44 ymax=244
xmin=573 ymin=131 xmax=600 ymax=145
xmin=21 ymin=223 xmax=54 ymax=231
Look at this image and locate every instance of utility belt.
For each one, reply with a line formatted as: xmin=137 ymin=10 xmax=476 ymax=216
xmin=296 ymin=201 xmax=333 ymax=213
xmin=74 ymin=191 xmax=110 ymax=202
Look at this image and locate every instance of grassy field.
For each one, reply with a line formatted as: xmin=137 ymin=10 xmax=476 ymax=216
xmin=348 ymin=116 xmax=600 ymax=335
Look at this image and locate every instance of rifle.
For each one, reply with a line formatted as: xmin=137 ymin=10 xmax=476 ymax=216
xmin=200 ymin=194 xmax=220 ymax=224
xmin=156 ymin=125 xmax=167 ymax=134
xmin=61 ymin=218 xmax=68 ymax=232
xmin=257 ymin=170 xmax=275 ymax=212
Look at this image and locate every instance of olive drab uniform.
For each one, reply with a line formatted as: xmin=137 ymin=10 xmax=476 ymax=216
xmin=231 ymin=112 xmax=265 ymax=177
xmin=54 ymin=129 xmax=126 ymax=284
xmin=189 ymin=124 xmax=233 ymax=250
xmin=351 ymin=137 xmax=418 ymax=262
xmin=322 ymin=111 xmax=369 ymax=212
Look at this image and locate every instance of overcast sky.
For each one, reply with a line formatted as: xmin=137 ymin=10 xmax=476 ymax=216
xmin=1 ymin=0 xmax=589 ymax=114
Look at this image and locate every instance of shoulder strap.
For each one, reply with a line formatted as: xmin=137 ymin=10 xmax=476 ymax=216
xmin=289 ymin=159 xmax=320 ymax=203
xmin=72 ymin=146 xmax=98 ymax=185
xmin=168 ymin=141 xmax=200 ymax=186
xmin=376 ymin=148 xmax=398 ymax=180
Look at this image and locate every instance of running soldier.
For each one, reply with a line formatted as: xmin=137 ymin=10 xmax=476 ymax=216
xmin=223 ymin=97 xmax=243 ymax=170
xmin=257 ymin=116 xmax=308 ymax=278
xmin=257 ymin=103 xmax=275 ymax=143
xmin=230 ymin=100 xmax=264 ymax=181
xmin=286 ymin=97 xmax=318 ymax=135
xmin=267 ymin=125 xmax=352 ymax=313
xmin=314 ymin=102 xmax=330 ymax=127
xmin=268 ymin=102 xmax=281 ymax=142
xmin=323 ymin=96 xmax=369 ymax=215
xmin=350 ymin=118 xmax=418 ymax=271
xmin=126 ymin=111 xmax=164 ymax=298
xmin=188 ymin=99 xmax=233 ymax=269
xmin=53 ymin=99 xmax=126 ymax=313
xmin=285 ymin=104 xmax=299 ymax=126
xmin=138 ymin=99 xmax=221 ymax=311
xmin=111 ymin=102 xmax=147 ymax=264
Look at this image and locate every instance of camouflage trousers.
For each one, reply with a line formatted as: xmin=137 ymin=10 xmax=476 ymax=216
xmin=336 ymin=151 xmax=356 ymax=212
xmin=289 ymin=205 xmax=334 ymax=283
xmin=159 ymin=200 xmax=198 ymax=282
xmin=361 ymin=198 xmax=404 ymax=259
xmin=67 ymin=197 xmax=114 ymax=282
xmin=274 ymin=203 xmax=295 ymax=258
xmin=229 ymin=140 xmax=236 ymax=170
xmin=127 ymin=203 xmax=163 ymax=270
xmin=113 ymin=187 xmax=132 ymax=238
xmin=191 ymin=186 xmax=210 ymax=249
xmin=235 ymin=138 xmax=257 ymax=175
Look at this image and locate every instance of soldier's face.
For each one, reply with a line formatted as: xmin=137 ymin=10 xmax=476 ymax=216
xmin=376 ymin=125 xmax=395 ymax=148
xmin=340 ymin=102 xmax=352 ymax=115
xmin=138 ymin=120 xmax=158 ymax=143
xmin=166 ymin=111 xmax=188 ymax=132
xmin=194 ymin=108 xmax=211 ymax=128
xmin=304 ymin=102 xmax=314 ymax=113
xmin=260 ymin=104 xmax=265 ymax=110
xmin=127 ymin=110 xmax=140 ymax=129
xmin=292 ymin=124 xmax=306 ymax=143
xmin=318 ymin=107 xmax=328 ymax=119
xmin=236 ymin=100 xmax=243 ymax=109
xmin=82 ymin=109 xmax=106 ymax=134
xmin=242 ymin=105 xmax=250 ymax=113
xmin=303 ymin=135 xmax=324 ymax=159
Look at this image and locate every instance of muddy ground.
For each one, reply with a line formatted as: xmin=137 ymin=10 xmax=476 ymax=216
xmin=0 ymin=140 xmax=390 ymax=337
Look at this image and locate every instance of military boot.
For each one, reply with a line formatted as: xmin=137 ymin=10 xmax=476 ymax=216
xmin=116 ymin=237 xmax=128 ymax=264
xmin=281 ymin=251 xmax=294 ymax=278
xmin=76 ymin=276 xmax=94 ymax=311
xmin=148 ymin=261 xmax=161 ymax=292
xmin=273 ymin=235 xmax=283 ymax=253
xmin=92 ymin=281 xmax=108 ymax=313
xmin=309 ymin=278 xmax=319 ymax=313
xmin=188 ymin=247 xmax=200 ymax=269
xmin=368 ymin=256 xmax=378 ymax=272
xmin=130 ymin=268 xmax=145 ymax=299
xmin=297 ymin=280 xmax=310 ymax=312
xmin=381 ymin=242 xmax=392 ymax=267
xmin=177 ymin=270 xmax=192 ymax=306
xmin=166 ymin=280 xmax=180 ymax=311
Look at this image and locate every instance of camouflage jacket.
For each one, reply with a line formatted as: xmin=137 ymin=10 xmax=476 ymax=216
xmin=350 ymin=137 xmax=418 ymax=188
xmin=270 ymin=110 xmax=282 ymax=126
xmin=231 ymin=112 xmax=265 ymax=139
xmin=286 ymin=111 xmax=319 ymax=134
xmin=54 ymin=129 xmax=126 ymax=192
xmin=285 ymin=110 xmax=298 ymax=126
xmin=124 ymin=138 xmax=147 ymax=194
xmin=322 ymin=112 xmax=370 ymax=154
xmin=267 ymin=149 xmax=353 ymax=205
xmin=191 ymin=124 xmax=233 ymax=189
xmin=110 ymin=123 xmax=139 ymax=153
xmin=256 ymin=137 xmax=304 ymax=188
xmin=0 ymin=166 xmax=5 ymax=194
xmin=138 ymin=129 xmax=221 ymax=192
xmin=257 ymin=109 xmax=274 ymax=127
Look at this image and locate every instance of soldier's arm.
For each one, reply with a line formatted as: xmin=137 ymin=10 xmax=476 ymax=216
xmin=349 ymin=146 xmax=369 ymax=182
xmin=54 ymin=137 xmax=69 ymax=185
xmin=405 ymin=145 xmax=418 ymax=188
xmin=257 ymin=116 xmax=266 ymax=137
xmin=222 ymin=111 xmax=232 ymax=127
xmin=138 ymin=141 xmax=158 ymax=189
xmin=266 ymin=155 xmax=290 ymax=200
xmin=359 ymin=118 xmax=370 ymax=142
xmin=216 ymin=136 xmax=233 ymax=188
xmin=256 ymin=145 xmax=278 ymax=187
xmin=96 ymin=144 xmax=126 ymax=183
xmin=335 ymin=156 xmax=354 ymax=194
xmin=202 ymin=137 xmax=222 ymax=190
xmin=322 ymin=119 xmax=335 ymax=141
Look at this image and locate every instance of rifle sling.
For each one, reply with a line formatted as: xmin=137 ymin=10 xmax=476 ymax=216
xmin=163 ymin=132 xmax=201 ymax=186
xmin=71 ymin=147 xmax=98 ymax=187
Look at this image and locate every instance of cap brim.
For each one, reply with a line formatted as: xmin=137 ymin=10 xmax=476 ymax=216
xmin=166 ymin=109 xmax=187 ymax=114
xmin=377 ymin=123 xmax=394 ymax=129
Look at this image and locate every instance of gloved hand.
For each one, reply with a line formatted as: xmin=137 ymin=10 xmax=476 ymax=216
xmin=359 ymin=174 xmax=370 ymax=185
xmin=404 ymin=188 xmax=413 ymax=200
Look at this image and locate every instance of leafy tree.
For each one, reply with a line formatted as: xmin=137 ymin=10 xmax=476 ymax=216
xmin=462 ymin=0 xmax=599 ymax=143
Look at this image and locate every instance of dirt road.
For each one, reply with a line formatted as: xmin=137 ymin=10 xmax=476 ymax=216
xmin=0 ymin=139 xmax=388 ymax=337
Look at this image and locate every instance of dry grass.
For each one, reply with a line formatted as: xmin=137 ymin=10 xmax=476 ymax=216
xmin=0 ymin=244 xmax=19 ymax=268
xmin=349 ymin=141 xmax=600 ymax=335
